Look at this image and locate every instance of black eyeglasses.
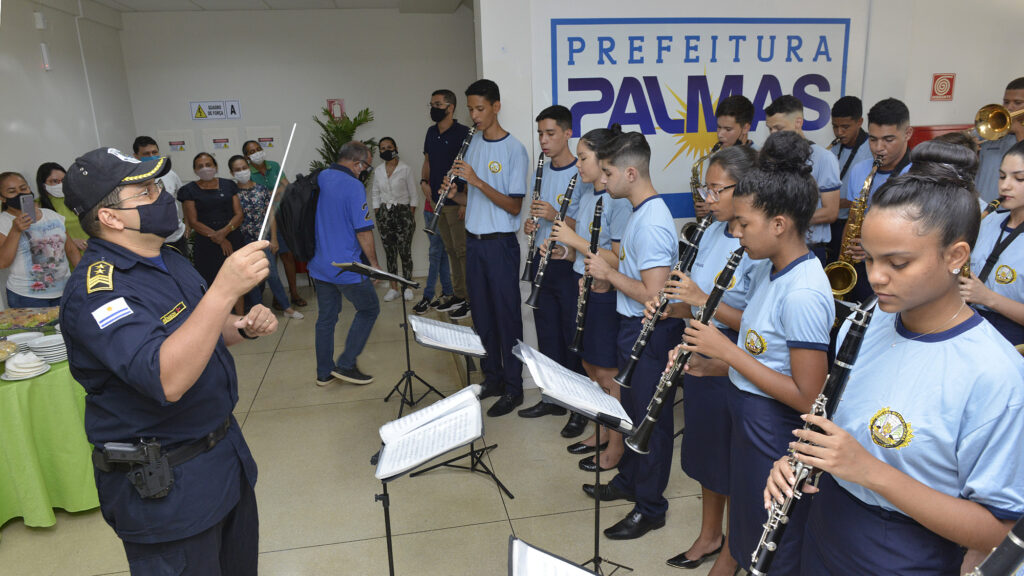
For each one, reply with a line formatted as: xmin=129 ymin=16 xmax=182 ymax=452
xmin=697 ymin=183 xmax=736 ymax=202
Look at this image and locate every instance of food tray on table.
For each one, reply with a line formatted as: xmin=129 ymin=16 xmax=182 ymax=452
xmin=0 ymin=307 xmax=60 ymax=339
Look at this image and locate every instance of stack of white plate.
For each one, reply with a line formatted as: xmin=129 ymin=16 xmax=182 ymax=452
xmin=7 ymin=332 xmax=44 ymax=353
xmin=2 ymin=351 xmax=50 ymax=380
xmin=28 ymin=334 xmax=67 ymax=364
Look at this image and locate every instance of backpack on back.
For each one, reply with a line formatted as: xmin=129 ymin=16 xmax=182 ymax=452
xmin=275 ymin=169 xmax=323 ymax=262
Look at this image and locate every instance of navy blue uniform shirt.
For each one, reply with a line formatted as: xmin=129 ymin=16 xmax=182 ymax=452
xmin=423 ymin=120 xmax=471 ymax=204
xmin=60 ymin=238 xmax=257 ymax=543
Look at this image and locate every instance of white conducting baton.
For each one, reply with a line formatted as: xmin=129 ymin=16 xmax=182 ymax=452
xmin=257 ymin=122 xmax=297 ymax=242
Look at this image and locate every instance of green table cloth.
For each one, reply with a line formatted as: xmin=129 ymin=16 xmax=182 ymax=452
xmin=0 ymin=361 xmax=99 ymax=536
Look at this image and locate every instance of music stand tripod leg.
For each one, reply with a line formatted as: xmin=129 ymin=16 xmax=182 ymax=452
xmin=581 ymin=421 xmax=632 ymax=575
xmin=407 ymin=441 xmax=515 ymax=499
xmin=375 ymin=481 xmax=396 ymax=576
xmin=385 ymin=295 xmax=446 ymax=417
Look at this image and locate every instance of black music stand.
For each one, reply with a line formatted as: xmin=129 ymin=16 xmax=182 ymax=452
xmin=334 ymin=262 xmax=445 ymax=418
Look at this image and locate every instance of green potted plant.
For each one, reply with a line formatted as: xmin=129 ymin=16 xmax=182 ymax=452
xmin=310 ymin=107 xmax=378 ymax=172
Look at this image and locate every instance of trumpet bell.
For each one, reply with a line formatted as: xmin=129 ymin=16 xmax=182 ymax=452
xmin=975 ymin=104 xmax=1024 ymax=141
xmin=824 ymin=260 xmax=858 ymax=297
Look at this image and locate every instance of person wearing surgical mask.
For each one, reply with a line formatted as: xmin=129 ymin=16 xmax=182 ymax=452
xmin=243 ymin=139 xmax=307 ymax=308
xmin=228 ymin=155 xmax=303 ymax=320
xmin=36 ymin=162 xmax=88 ymax=254
xmin=178 ymin=152 xmax=245 ymax=313
xmin=133 ymin=135 xmax=188 ymax=256
xmin=0 ymin=171 xmax=80 ymax=307
xmin=370 ymin=137 xmax=418 ymax=302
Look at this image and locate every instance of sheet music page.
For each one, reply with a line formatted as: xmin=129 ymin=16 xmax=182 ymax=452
xmin=375 ymin=401 xmax=482 ymax=480
xmin=408 ymin=316 xmax=486 ymax=356
xmin=510 ymin=538 xmax=596 ymax=576
xmin=516 ymin=342 xmax=631 ymax=426
xmin=378 ymin=385 xmax=480 ymax=444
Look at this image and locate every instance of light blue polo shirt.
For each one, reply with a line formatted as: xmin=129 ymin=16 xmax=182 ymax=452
xmin=832 ymin=139 xmax=874 ymax=219
xmin=972 ymin=214 xmax=1024 ymax=314
xmin=534 ymin=158 xmax=584 ymax=249
xmin=977 ymin=134 xmax=1019 ymax=204
xmin=572 ymin=188 xmax=631 ymax=275
xmin=844 ymin=158 xmax=912 ymax=208
xmin=685 ymin=220 xmax=757 ymax=330
xmin=617 ymin=195 xmax=677 ymax=317
xmin=463 ymin=131 xmax=530 ymax=235
xmin=832 ymin=310 xmax=1024 ymax=520
xmin=730 ymin=252 xmax=834 ymax=398
xmin=805 ymin=142 xmax=842 ymax=245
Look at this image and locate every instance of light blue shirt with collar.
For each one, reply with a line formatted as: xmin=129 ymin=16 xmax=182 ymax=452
xmin=844 ymin=158 xmax=912 ymax=208
xmin=831 ymin=139 xmax=874 ymax=219
xmin=972 ymin=213 xmax=1024 ymax=313
xmin=616 ymin=195 xmax=677 ymax=317
xmin=534 ymin=158 xmax=584 ymax=249
xmin=977 ymin=134 xmax=1019 ymax=203
xmin=805 ymin=142 xmax=842 ymax=245
xmin=685 ymin=220 xmax=756 ymax=330
xmin=729 ymin=252 xmax=834 ymax=398
xmin=572 ymin=188 xmax=632 ymax=276
xmin=463 ymin=131 xmax=530 ymax=235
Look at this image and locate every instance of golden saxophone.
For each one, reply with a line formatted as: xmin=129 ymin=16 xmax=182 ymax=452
xmin=824 ymin=156 xmax=881 ymax=298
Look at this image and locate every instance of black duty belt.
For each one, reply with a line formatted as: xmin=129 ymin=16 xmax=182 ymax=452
xmin=466 ymin=231 xmax=516 ymax=240
xmin=92 ymin=418 xmax=231 ymax=473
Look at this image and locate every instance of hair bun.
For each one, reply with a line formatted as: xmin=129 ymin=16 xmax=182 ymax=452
xmin=608 ymin=123 xmax=623 ymax=135
xmin=909 ymin=140 xmax=978 ymax=189
xmin=758 ymin=131 xmax=812 ymax=175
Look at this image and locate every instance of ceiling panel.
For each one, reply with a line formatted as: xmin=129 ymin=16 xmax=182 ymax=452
xmin=100 ymin=0 xmax=202 ymax=10
xmin=262 ymin=0 xmax=335 ymax=8
xmin=192 ymin=0 xmax=270 ymax=9
xmin=331 ymin=0 xmax=400 ymax=8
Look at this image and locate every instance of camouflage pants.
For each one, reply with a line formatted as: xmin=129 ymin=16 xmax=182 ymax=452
xmin=376 ymin=204 xmax=415 ymax=280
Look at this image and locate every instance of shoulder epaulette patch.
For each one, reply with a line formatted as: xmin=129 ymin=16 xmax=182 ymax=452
xmin=87 ymin=261 xmax=114 ymax=294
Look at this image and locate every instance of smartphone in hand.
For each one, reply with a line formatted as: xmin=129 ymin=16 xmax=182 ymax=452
xmin=19 ymin=195 xmax=36 ymax=222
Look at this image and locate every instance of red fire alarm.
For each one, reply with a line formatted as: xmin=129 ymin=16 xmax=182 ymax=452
xmin=931 ymin=74 xmax=955 ymax=101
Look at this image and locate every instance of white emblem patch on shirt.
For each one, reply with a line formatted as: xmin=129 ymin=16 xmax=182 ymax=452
xmin=92 ymin=297 xmax=134 ymax=329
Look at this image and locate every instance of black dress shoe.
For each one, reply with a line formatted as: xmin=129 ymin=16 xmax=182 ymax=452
xmin=566 ymin=441 xmax=608 ymax=455
xmin=487 ymin=393 xmax=524 ymax=417
xmin=604 ymin=510 xmax=665 ymax=540
xmin=666 ymin=536 xmax=725 ymax=569
xmin=560 ymin=412 xmax=588 ymax=438
xmin=479 ymin=381 xmax=504 ymax=400
xmin=579 ymin=455 xmax=616 ymax=472
xmin=517 ymin=401 xmax=567 ymax=418
xmin=582 ymin=483 xmax=634 ymax=502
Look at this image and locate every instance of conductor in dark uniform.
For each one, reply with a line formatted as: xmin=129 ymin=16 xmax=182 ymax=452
xmin=59 ymin=147 xmax=277 ymax=575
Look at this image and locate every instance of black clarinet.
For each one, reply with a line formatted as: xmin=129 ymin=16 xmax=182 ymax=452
xmin=525 ymin=175 xmax=577 ymax=309
xmin=749 ymin=296 xmax=879 ymax=576
xmin=625 ymin=247 xmax=744 ymax=454
xmin=569 ymin=197 xmax=603 ymax=354
xmin=614 ymin=213 xmax=714 ymax=388
xmin=968 ymin=515 xmax=1024 ymax=576
xmin=425 ymin=126 xmax=476 ymax=235
xmin=521 ymin=152 xmax=547 ymax=281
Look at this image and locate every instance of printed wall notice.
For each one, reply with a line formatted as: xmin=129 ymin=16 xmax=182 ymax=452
xmin=190 ymin=100 xmax=241 ymax=121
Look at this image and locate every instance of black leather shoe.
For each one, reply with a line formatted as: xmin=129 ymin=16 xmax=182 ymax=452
xmin=579 ymin=455 xmax=616 ymax=472
xmin=582 ymin=483 xmax=634 ymax=502
xmin=479 ymin=381 xmax=504 ymax=400
xmin=604 ymin=510 xmax=665 ymax=540
xmin=517 ymin=401 xmax=567 ymax=418
xmin=560 ymin=412 xmax=588 ymax=438
xmin=487 ymin=393 xmax=524 ymax=417
xmin=666 ymin=536 xmax=725 ymax=569
xmin=566 ymin=440 xmax=608 ymax=455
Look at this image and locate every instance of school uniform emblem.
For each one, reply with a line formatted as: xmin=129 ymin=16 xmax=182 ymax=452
xmin=488 ymin=161 xmax=502 ymax=174
xmin=869 ymin=408 xmax=914 ymax=449
xmin=557 ymin=193 xmax=565 ymax=205
xmin=619 ymin=244 xmax=626 ymax=261
xmin=86 ymin=261 xmax=114 ymax=294
xmin=713 ymin=270 xmax=738 ymax=290
xmin=744 ymin=329 xmax=765 ymax=355
xmin=995 ymin=265 xmax=1016 ymax=284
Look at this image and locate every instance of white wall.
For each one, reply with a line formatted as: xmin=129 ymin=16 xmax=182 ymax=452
xmin=119 ymin=6 xmax=478 ymax=279
xmin=0 ymin=0 xmax=135 ymax=182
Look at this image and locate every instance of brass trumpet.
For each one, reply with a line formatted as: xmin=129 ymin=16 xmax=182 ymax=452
xmin=975 ymin=104 xmax=1024 ymax=141
xmin=824 ymin=156 xmax=881 ymax=297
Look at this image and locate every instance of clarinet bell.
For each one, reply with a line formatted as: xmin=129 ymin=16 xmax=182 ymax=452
xmin=520 ymin=261 xmax=533 ymax=282
xmin=524 ymin=284 xmax=541 ymax=309
xmin=568 ymin=331 xmax=583 ymax=354
xmin=624 ymin=425 xmax=651 ymax=455
xmin=613 ymin=359 xmax=635 ymax=388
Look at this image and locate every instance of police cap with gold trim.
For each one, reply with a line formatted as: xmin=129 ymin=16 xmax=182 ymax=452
xmin=64 ymin=147 xmax=172 ymax=217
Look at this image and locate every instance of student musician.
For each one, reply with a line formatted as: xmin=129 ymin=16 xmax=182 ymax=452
xmin=764 ymin=95 xmax=841 ymax=265
xmin=547 ymin=127 xmax=632 ymax=469
xmin=694 ymin=95 xmax=756 ymax=219
xmin=518 ymin=105 xmax=584 ymax=421
xmin=961 ymin=140 xmax=1024 ymax=345
xmin=976 ymin=77 xmax=1024 ymax=203
xmin=648 ymin=145 xmax=759 ymax=573
xmin=676 ymin=131 xmax=834 ymax=572
xmin=582 ymin=128 xmax=682 ymax=540
xmin=841 ymin=98 xmax=914 ymax=303
xmin=765 ymin=149 xmax=1024 ymax=575
xmin=447 ymin=79 xmax=529 ymax=417
xmin=828 ymin=96 xmax=872 ymax=263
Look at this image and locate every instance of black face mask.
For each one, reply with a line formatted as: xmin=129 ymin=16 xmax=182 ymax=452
xmin=359 ymin=167 xmax=372 ymax=183
xmin=111 ymin=191 xmax=180 ymax=238
xmin=430 ymin=106 xmax=447 ymax=123
xmin=380 ymin=150 xmax=396 ymax=161
xmin=1 ymin=193 xmax=31 ymax=212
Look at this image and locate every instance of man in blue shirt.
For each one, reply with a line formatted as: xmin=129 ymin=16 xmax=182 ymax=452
xmin=977 ymin=77 xmax=1024 ymax=203
xmin=827 ymin=96 xmax=872 ymax=263
xmin=764 ymin=95 xmax=842 ymax=264
xmin=60 ymin=147 xmax=277 ymax=574
xmin=310 ymin=141 xmax=382 ymax=386
xmin=447 ymin=79 xmax=529 ymax=417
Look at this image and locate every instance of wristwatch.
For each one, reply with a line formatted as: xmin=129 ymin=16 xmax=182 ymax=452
xmin=238 ymin=327 xmax=258 ymax=340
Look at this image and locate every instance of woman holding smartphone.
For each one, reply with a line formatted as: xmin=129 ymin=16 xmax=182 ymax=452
xmin=0 ymin=171 xmax=80 ymax=307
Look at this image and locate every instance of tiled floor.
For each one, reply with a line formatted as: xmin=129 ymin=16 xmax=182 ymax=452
xmin=1 ymin=282 xmax=716 ymax=575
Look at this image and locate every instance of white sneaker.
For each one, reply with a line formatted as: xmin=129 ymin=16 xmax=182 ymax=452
xmin=284 ymin=309 xmax=304 ymax=319
xmin=404 ymin=288 xmax=414 ymax=301
xmin=384 ymin=288 xmax=400 ymax=302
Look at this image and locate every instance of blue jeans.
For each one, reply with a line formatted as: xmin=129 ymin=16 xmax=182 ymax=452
xmin=423 ymin=212 xmax=453 ymax=299
xmin=6 ymin=289 xmax=61 ymax=308
xmin=245 ymin=249 xmax=291 ymax=310
xmin=314 ymin=277 xmax=380 ymax=379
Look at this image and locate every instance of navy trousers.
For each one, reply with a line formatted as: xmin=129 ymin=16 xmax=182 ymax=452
xmin=466 ymin=234 xmax=524 ymax=394
xmin=529 ymin=254 xmax=582 ymax=372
